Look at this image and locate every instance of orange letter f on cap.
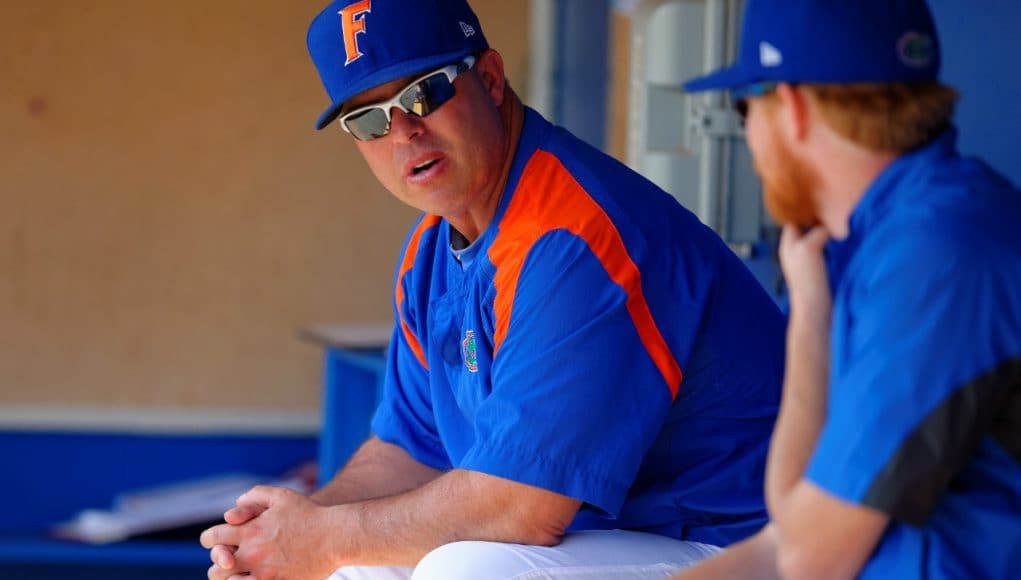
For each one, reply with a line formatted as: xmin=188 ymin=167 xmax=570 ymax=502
xmin=340 ymin=0 xmax=372 ymax=66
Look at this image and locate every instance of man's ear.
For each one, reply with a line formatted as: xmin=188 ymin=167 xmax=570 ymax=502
xmin=775 ymin=83 xmax=811 ymax=143
xmin=474 ymin=49 xmax=507 ymax=107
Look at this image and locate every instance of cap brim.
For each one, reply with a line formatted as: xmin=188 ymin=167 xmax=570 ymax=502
xmin=315 ymin=101 xmax=346 ymax=132
xmin=682 ymin=63 xmax=756 ymax=93
xmin=314 ymin=49 xmax=474 ymax=131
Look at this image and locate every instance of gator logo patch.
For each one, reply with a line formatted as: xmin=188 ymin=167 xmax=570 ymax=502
xmin=462 ymin=330 xmax=478 ymax=373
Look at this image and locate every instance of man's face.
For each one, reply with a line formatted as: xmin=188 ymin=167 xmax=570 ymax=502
xmin=343 ymin=53 xmax=507 ymax=218
xmin=744 ymin=96 xmax=821 ymax=229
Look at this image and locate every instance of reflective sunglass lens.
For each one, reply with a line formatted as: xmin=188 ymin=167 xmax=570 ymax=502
xmin=345 ymin=108 xmax=390 ymax=141
xmin=399 ymin=73 xmax=456 ymax=117
xmin=400 ymin=82 xmax=430 ymax=116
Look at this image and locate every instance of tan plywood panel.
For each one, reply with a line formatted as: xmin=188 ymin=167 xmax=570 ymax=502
xmin=609 ymin=10 xmax=632 ymax=163
xmin=0 ymin=0 xmax=529 ymax=412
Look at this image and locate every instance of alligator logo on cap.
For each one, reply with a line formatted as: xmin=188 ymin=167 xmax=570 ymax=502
xmin=898 ymin=31 xmax=934 ymax=68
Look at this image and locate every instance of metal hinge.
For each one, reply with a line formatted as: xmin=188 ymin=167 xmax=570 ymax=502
xmin=688 ymin=105 xmax=743 ymax=138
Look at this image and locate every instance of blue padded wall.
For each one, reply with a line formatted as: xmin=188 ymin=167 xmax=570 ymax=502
xmin=931 ymin=0 xmax=1021 ymax=186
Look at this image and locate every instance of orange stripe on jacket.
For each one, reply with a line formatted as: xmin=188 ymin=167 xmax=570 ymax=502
xmin=395 ymin=214 xmax=441 ymax=370
xmin=488 ymin=151 xmax=683 ymax=399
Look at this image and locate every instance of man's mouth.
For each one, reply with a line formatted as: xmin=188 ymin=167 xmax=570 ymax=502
xmin=412 ymin=159 xmax=441 ymax=175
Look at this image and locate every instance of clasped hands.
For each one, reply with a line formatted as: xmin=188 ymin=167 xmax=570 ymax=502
xmin=200 ymin=485 xmax=340 ymax=580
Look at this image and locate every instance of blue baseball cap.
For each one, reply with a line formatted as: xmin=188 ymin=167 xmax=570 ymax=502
xmin=307 ymin=0 xmax=489 ymax=130
xmin=684 ymin=0 xmax=941 ymax=93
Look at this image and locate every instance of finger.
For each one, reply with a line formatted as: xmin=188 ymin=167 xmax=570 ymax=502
xmin=200 ymin=523 xmax=242 ymax=549
xmin=779 ymin=224 xmax=802 ymax=265
xmin=779 ymin=224 xmax=799 ymax=258
xmin=210 ymin=544 xmax=237 ymax=570
xmin=208 ymin=563 xmax=234 ymax=580
xmin=801 ymin=225 xmax=830 ymax=250
xmin=781 ymin=223 xmax=803 ymax=243
xmin=225 ymin=504 xmax=265 ymax=525
xmin=236 ymin=484 xmax=286 ymax=509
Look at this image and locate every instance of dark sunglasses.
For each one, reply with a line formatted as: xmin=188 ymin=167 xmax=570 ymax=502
xmin=732 ymin=81 xmax=779 ymax=126
xmin=338 ymin=56 xmax=476 ymax=141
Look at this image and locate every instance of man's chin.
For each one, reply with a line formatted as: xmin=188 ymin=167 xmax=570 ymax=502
xmin=774 ymin=213 xmax=822 ymax=230
xmin=764 ymin=191 xmax=819 ymax=230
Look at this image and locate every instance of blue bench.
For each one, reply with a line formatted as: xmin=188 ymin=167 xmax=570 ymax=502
xmin=298 ymin=323 xmax=389 ymax=484
xmin=0 ymin=325 xmax=390 ymax=577
xmin=0 ymin=430 xmax=317 ymax=577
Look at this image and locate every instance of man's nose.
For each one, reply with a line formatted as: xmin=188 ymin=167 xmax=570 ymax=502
xmin=389 ymin=108 xmax=425 ymax=142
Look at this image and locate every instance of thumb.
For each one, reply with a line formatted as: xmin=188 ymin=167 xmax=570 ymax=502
xmin=224 ymin=503 xmax=265 ymax=525
xmin=210 ymin=544 xmax=236 ymax=570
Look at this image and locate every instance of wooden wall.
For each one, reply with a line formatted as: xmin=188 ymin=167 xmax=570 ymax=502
xmin=0 ymin=1 xmax=529 ymax=413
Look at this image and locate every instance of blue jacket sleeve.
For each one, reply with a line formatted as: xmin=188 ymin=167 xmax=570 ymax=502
xmin=370 ymin=241 xmax=452 ymax=471
xmin=807 ymin=230 xmax=1021 ymax=524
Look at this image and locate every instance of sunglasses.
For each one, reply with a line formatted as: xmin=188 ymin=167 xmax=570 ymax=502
xmin=338 ymin=56 xmax=476 ymax=141
xmin=732 ymin=81 xmax=779 ymax=126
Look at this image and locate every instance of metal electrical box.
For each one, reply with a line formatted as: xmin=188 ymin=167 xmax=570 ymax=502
xmin=626 ymin=0 xmax=768 ymax=251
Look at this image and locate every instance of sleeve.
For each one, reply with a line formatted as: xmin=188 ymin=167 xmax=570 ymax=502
xmin=370 ymin=228 xmax=452 ymax=471
xmin=805 ymin=232 xmax=1017 ymax=525
xmin=458 ymin=230 xmax=680 ymax=517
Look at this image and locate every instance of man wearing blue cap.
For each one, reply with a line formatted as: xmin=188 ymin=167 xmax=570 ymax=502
xmin=198 ymin=0 xmax=789 ymax=578
xmin=677 ymin=0 xmax=1021 ymax=578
